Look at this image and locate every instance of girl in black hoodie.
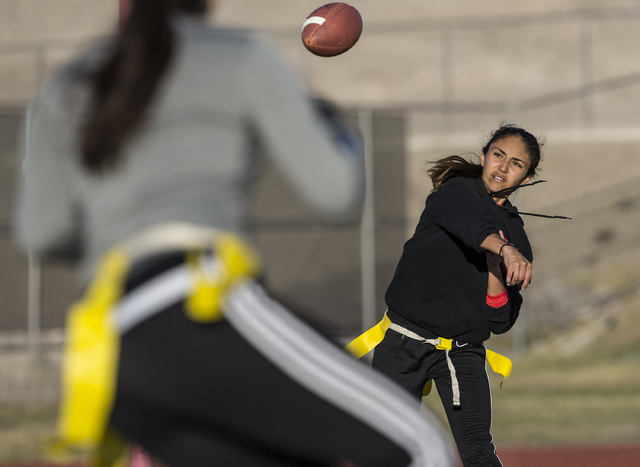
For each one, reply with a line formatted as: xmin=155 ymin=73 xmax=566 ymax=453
xmin=372 ymin=125 xmax=543 ymax=467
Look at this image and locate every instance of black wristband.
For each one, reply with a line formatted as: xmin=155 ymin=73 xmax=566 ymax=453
xmin=498 ymin=243 xmax=513 ymax=256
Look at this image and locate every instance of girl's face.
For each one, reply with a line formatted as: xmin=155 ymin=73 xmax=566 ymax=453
xmin=480 ymin=136 xmax=532 ymax=204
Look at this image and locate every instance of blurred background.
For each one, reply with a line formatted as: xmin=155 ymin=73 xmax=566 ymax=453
xmin=1 ymin=0 xmax=640 ymax=464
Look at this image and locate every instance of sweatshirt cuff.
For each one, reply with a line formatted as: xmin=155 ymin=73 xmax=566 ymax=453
xmin=486 ymin=289 xmax=509 ymax=308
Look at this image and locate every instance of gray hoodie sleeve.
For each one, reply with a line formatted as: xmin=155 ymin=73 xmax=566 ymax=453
xmin=240 ymin=39 xmax=364 ymax=222
xmin=13 ymin=29 xmax=364 ymax=261
xmin=13 ymin=78 xmax=82 ymax=258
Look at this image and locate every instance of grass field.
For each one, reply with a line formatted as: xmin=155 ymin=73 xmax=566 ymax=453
xmin=1 ymin=295 xmax=639 ymax=462
xmin=423 ymin=289 xmax=640 ymax=448
xmin=0 ymin=404 xmax=58 ymax=463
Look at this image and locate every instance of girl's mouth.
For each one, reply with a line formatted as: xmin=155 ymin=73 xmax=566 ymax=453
xmin=492 ymin=174 xmax=506 ymax=183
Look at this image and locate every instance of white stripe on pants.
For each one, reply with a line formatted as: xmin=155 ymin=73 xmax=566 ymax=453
xmin=225 ymin=280 xmax=454 ymax=467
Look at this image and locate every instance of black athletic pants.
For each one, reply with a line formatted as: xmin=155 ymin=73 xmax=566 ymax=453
xmin=372 ymin=325 xmax=503 ymax=467
xmin=108 ymin=253 xmax=451 ymax=467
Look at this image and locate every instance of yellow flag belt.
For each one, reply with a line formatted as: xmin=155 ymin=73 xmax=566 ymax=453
xmin=48 ymin=233 xmax=260 ymax=466
xmin=345 ymin=314 xmax=513 ymax=403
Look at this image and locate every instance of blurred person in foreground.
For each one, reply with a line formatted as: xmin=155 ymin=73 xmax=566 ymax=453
xmin=13 ymin=0 xmax=453 ymax=466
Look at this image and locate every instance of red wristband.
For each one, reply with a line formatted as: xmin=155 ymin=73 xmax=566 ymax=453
xmin=486 ymin=289 xmax=509 ymax=308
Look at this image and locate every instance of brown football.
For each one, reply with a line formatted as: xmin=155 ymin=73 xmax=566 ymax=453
xmin=301 ymin=3 xmax=363 ymax=57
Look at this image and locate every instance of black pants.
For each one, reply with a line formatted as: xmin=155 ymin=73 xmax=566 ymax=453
xmin=108 ymin=254 xmax=451 ymax=466
xmin=372 ymin=326 xmax=502 ymax=467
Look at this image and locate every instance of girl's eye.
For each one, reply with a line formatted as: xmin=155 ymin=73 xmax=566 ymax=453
xmin=512 ymin=161 xmax=522 ymax=168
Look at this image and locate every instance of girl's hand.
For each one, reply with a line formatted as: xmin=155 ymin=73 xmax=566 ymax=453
xmin=480 ymin=230 xmax=532 ymax=290
xmin=501 ymin=246 xmax=532 ymax=290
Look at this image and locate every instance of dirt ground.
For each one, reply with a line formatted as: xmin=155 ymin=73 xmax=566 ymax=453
xmin=1 ymin=444 xmax=639 ymax=467
xmin=498 ymin=443 xmax=640 ymax=467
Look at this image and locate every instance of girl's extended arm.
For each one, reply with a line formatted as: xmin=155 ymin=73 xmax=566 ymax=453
xmin=480 ymin=233 xmax=532 ymax=290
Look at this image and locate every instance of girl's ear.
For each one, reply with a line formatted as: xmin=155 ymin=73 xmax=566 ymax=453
xmin=521 ymin=175 xmax=533 ymax=185
xmin=480 ymin=154 xmax=485 ymax=167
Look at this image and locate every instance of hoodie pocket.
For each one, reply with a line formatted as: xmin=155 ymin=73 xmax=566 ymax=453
xmin=411 ymin=278 xmax=487 ymax=336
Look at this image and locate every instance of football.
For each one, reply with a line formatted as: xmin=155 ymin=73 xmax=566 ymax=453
xmin=301 ymin=3 xmax=363 ymax=57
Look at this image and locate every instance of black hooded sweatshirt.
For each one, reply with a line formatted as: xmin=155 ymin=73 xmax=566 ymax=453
xmin=384 ymin=176 xmax=533 ymax=344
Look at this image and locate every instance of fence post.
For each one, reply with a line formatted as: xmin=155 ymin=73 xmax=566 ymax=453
xmin=24 ymin=65 xmax=43 ymax=351
xmin=27 ymin=253 xmax=41 ymax=352
xmin=358 ymin=107 xmax=377 ymax=332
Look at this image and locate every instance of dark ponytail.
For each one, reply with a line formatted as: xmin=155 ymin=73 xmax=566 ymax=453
xmin=428 ymin=124 xmax=543 ymax=191
xmin=428 ymin=156 xmax=482 ymax=191
xmin=80 ymin=0 xmax=208 ymax=174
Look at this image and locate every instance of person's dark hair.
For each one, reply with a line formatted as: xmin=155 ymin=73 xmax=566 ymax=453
xmin=428 ymin=124 xmax=543 ymax=191
xmin=80 ymin=0 xmax=208 ymax=174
